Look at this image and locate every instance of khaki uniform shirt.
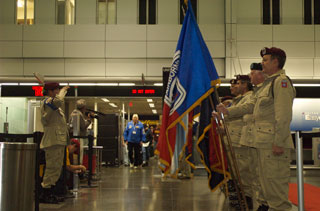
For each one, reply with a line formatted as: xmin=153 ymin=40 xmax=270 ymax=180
xmin=227 ymin=93 xmax=252 ymax=147
xmin=40 ymin=89 xmax=68 ymax=149
xmin=228 ymin=69 xmax=296 ymax=149
xmin=239 ymin=84 xmax=263 ymax=147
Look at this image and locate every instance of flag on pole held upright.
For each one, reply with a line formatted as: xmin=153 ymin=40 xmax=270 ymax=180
xmin=156 ymin=1 xmax=228 ymax=189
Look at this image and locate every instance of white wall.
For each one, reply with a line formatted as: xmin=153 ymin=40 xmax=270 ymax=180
xmin=117 ymin=0 xmax=137 ymax=24
xmin=236 ymin=0 xmax=261 ymax=24
xmin=76 ymin=0 xmax=96 ymax=24
xmin=158 ymin=0 xmax=179 ymax=24
xmin=281 ymin=0 xmax=303 ymax=24
xmin=0 ymin=0 xmax=319 ymax=80
xmin=35 ymin=0 xmax=55 ymax=24
xmin=0 ymin=0 xmax=15 ymax=24
xmin=199 ymin=0 xmax=224 ymax=24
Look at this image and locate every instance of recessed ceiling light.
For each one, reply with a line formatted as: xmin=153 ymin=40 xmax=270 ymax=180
xmin=1 ymin=83 xmax=19 ymax=86
xmin=149 ymin=103 xmax=155 ymax=108
xmin=69 ymin=83 xmax=96 ymax=86
xmin=101 ymin=98 xmax=110 ymax=102
xmin=109 ymin=103 xmax=117 ymax=107
xmin=97 ymin=83 xmax=118 ymax=86
xmin=147 ymin=99 xmax=153 ymax=102
xmin=152 ymin=109 xmax=157 ymax=114
xmin=19 ymin=83 xmax=39 ymax=86
xmin=154 ymin=83 xmax=163 ymax=86
xmin=119 ymin=83 xmax=135 ymax=86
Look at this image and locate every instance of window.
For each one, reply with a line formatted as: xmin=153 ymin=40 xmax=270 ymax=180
xmin=16 ymin=0 xmax=34 ymax=25
xmin=138 ymin=0 xmax=157 ymax=24
xmin=56 ymin=0 xmax=75 ymax=25
xmin=304 ymin=0 xmax=320 ymax=24
xmin=304 ymin=0 xmax=312 ymax=24
xmin=262 ymin=0 xmax=280 ymax=24
xmin=314 ymin=0 xmax=320 ymax=24
xmin=97 ymin=0 xmax=116 ymax=24
xmin=180 ymin=0 xmax=197 ymax=24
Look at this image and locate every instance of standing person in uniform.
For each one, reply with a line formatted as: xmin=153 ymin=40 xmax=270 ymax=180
xmin=215 ymin=47 xmax=295 ymax=211
xmin=226 ymin=75 xmax=254 ymax=209
xmin=240 ymin=63 xmax=266 ymax=210
xmin=123 ymin=114 xmax=146 ymax=168
xmin=40 ymin=82 xmax=70 ymax=203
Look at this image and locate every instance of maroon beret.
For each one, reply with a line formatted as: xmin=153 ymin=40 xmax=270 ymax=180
xmin=44 ymin=82 xmax=59 ymax=90
xmin=229 ymin=79 xmax=238 ymax=84
xmin=236 ymin=74 xmax=250 ymax=82
xmin=260 ymin=47 xmax=286 ymax=59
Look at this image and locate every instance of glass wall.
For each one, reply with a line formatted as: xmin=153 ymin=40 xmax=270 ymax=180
xmin=0 ymin=98 xmax=28 ymax=134
xmin=16 ymin=0 xmax=34 ymax=25
xmin=97 ymin=0 xmax=116 ymax=24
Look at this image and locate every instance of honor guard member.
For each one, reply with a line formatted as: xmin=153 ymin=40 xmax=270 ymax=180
xmin=227 ymin=74 xmax=254 ymax=209
xmin=123 ymin=114 xmax=146 ymax=168
xmin=216 ymin=47 xmax=295 ymax=211
xmin=40 ymin=82 xmax=70 ymax=203
xmin=241 ymin=63 xmax=266 ymax=210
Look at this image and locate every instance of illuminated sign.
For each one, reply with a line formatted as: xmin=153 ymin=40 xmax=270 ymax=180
xmin=32 ymin=86 xmax=43 ymax=96
xmin=132 ymin=89 xmax=155 ymax=94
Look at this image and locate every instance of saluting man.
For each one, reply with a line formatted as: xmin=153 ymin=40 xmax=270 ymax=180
xmin=40 ymin=82 xmax=70 ymax=203
xmin=215 ymin=47 xmax=295 ymax=211
xmin=123 ymin=114 xmax=146 ymax=168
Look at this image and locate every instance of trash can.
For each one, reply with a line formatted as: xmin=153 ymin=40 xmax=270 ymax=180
xmin=0 ymin=142 xmax=37 ymax=211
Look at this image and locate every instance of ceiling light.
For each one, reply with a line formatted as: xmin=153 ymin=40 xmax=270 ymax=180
xmin=147 ymin=99 xmax=153 ymax=102
xmin=149 ymin=103 xmax=155 ymax=108
xmin=219 ymin=83 xmax=230 ymax=87
xmin=19 ymin=83 xmax=39 ymax=86
xmin=109 ymin=103 xmax=117 ymax=107
xmin=97 ymin=83 xmax=118 ymax=86
xmin=69 ymin=83 xmax=96 ymax=86
xmin=293 ymin=84 xmax=320 ymax=87
xmin=1 ymin=83 xmax=19 ymax=86
xmin=152 ymin=109 xmax=157 ymax=114
xmin=60 ymin=83 xmax=68 ymax=86
xmin=154 ymin=83 xmax=163 ymax=86
xmin=101 ymin=98 xmax=110 ymax=102
xmin=119 ymin=83 xmax=135 ymax=86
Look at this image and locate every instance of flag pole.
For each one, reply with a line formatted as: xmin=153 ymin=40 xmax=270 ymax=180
xmin=208 ymin=95 xmax=229 ymax=195
xmin=213 ymin=87 xmax=249 ymax=211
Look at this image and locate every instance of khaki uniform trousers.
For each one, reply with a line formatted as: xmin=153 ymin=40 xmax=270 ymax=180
xmin=257 ymin=148 xmax=292 ymax=211
xmin=233 ymin=146 xmax=253 ymax=198
xmin=42 ymin=145 xmax=65 ymax=188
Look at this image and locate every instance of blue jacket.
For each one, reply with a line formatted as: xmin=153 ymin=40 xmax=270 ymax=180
xmin=123 ymin=121 xmax=146 ymax=143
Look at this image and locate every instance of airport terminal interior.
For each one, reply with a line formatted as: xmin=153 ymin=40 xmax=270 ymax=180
xmin=1 ymin=0 xmax=320 ymax=210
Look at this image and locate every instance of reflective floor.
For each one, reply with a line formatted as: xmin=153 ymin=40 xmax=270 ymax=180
xmin=40 ymin=158 xmax=319 ymax=211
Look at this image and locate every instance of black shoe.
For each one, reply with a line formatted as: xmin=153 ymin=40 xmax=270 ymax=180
xmin=257 ymin=204 xmax=269 ymax=211
xmin=246 ymin=196 xmax=253 ymax=210
xmin=39 ymin=188 xmax=59 ymax=204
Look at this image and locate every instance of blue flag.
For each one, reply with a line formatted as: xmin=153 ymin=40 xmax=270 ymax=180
xmin=157 ymin=0 xmax=222 ymax=182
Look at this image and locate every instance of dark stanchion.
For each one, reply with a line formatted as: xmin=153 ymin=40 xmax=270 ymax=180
xmin=33 ymin=132 xmax=42 ymax=211
xmin=80 ymin=135 xmax=97 ymax=188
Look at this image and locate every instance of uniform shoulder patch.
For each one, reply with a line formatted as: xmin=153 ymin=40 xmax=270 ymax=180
xmin=281 ymin=80 xmax=288 ymax=88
